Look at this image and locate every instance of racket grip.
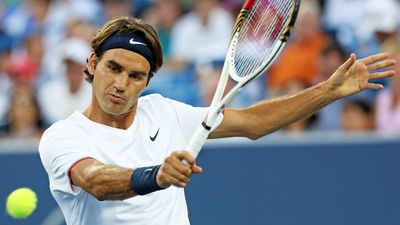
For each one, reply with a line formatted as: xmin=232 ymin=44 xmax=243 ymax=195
xmin=185 ymin=124 xmax=211 ymax=160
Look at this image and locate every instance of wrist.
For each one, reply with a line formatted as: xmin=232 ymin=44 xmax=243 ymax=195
xmin=155 ymin=168 xmax=170 ymax=189
xmin=320 ymin=80 xmax=340 ymax=102
xmin=131 ymin=165 xmax=164 ymax=195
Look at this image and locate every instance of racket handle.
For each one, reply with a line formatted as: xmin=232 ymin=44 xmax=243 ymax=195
xmin=185 ymin=124 xmax=211 ymax=159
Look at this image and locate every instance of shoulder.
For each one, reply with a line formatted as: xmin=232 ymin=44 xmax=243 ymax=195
xmin=139 ymin=93 xmax=167 ymax=103
xmin=40 ymin=112 xmax=88 ymax=143
xmin=39 ymin=112 xmax=91 ymax=165
xmin=139 ymin=93 xmax=197 ymax=112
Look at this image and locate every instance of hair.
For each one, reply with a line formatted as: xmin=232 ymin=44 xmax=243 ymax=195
xmin=83 ymin=17 xmax=163 ymax=84
xmin=321 ymin=37 xmax=347 ymax=59
xmin=343 ymin=99 xmax=373 ymax=115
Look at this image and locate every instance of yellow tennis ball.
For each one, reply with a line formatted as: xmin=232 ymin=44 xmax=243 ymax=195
xmin=6 ymin=187 xmax=38 ymax=219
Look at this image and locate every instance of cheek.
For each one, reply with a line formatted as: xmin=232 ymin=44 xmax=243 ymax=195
xmin=130 ymin=80 xmax=148 ymax=93
xmin=93 ymin=70 xmax=113 ymax=91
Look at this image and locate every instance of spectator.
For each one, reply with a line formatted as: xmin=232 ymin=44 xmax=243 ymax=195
xmin=2 ymin=0 xmax=57 ymax=47
xmin=38 ymin=37 xmax=92 ymax=126
xmin=364 ymin=0 xmax=400 ymax=53
xmin=282 ymin=81 xmax=317 ymax=133
xmin=65 ymin=18 xmax=98 ymax=43
xmin=101 ymin=0 xmax=135 ymax=21
xmin=313 ymin=38 xmax=347 ymax=131
xmin=341 ymin=100 xmax=374 ymax=132
xmin=141 ymin=0 xmax=203 ymax=105
xmin=0 ymin=32 xmax=13 ymax=126
xmin=322 ymin=0 xmax=367 ymax=38
xmin=0 ymin=84 xmax=43 ymax=139
xmin=143 ymin=0 xmax=184 ymax=62
xmin=375 ymin=48 xmax=400 ymax=133
xmin=267 ymin=1 xmax=329 ymax=96
xmin=40 ymin=16 xmax=98 ymax=84
xmin=6 ymin=32 xmax=43 ymax=89
xmin=169 ymin=0 xmax=233 ymax=105
xmin=322 ymin=0 xmax=399 ymax=56
xmin=170 ymin=0 xmax=233 ymax=67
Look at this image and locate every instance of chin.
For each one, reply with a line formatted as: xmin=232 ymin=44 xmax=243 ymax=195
xmin=106 ymin=108 xmax=132 ymax=117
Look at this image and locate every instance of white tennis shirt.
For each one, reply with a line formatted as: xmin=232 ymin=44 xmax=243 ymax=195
xmin=39 ymin=94 xmax=221 ymax=225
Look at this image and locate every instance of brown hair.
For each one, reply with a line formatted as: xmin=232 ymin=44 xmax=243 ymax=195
xmin=83 ymin=16 xmax=163 ymax=83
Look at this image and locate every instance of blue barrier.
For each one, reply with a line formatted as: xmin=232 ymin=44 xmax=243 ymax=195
xmin=1 ymin=134 xmax=399 ymax=225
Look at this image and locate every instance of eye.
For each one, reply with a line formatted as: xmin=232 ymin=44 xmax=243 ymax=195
xmin=129 ymin=73 xmax=145 ymax=80
xmin=108 ymin=65 xmax=121 ymax=73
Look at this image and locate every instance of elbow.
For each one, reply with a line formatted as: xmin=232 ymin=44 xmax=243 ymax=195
xmin=84 ymin=180 xmax=105 ymax=201
xmin=246 ymin=133 xmax=263 ymax=140
xmin=244 ymin=128 xmax=275 ymax=140
xmin=90 ymin=188 xmax=108 ymax=201
xmin=243 ymin=130 xmax=263 ymax=140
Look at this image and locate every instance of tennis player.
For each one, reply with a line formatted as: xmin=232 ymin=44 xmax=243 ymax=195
xmin=39 ymin=17 xmax=396 ymax=225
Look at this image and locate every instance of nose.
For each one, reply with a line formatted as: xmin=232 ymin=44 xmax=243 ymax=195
xmin=113 ymin=74 xmax=128 ymax=93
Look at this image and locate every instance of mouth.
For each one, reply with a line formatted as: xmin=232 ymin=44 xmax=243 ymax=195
xmin=107 ymin=93 xmax=126 ymax=104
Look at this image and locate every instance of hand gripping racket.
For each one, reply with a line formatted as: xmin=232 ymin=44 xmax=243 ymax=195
xmin=186 ymin=0 xmax=301 ymax=159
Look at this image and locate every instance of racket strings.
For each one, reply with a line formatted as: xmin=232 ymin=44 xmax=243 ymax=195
xmin=239 ymin=0 xmax=290 ymax=72
xmin=232 ymin=0 xmax=293 ymax=80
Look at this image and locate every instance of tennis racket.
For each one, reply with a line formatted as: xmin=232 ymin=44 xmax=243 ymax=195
xmin=186 ymin=0 xmax=301 ymax=159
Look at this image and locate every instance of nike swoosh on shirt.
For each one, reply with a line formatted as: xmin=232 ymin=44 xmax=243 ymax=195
xmin=150 ymin=128 xmax=160 ymax=141
xmin=129 ymin=38 xmax=147 ymax=46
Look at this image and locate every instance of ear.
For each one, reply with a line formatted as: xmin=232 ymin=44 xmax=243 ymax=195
xmin=87 ymin=52 xmax=97 ymax=75
xmin=145 ymin=73 xmax=153 ymax=87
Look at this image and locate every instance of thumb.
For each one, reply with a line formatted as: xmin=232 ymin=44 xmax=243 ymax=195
xmin=339 ymin=53 xmax=356 ymax=71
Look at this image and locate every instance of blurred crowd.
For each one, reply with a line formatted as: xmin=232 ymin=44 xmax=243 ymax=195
xmin=0 ymin=0 xmax=400 ymax=140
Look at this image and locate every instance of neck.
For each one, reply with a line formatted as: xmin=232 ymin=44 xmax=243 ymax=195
xmin=83 ymin=102 xmax=137 ymax=130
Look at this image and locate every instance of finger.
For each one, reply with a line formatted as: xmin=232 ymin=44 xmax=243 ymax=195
xmin=339 ymin=53 xmax=356 ymax=70
xmin=165 ymin=154 xmax=192 ymax=178
xmin=161 ymin=163 xmax=191 ymax=184
xmin=159 ymin=171 xmax=188 ymax=188
xmin=175 ymin=150 xmax=196 ymax=166
xmin=360 ymin=52 xmax=390 ymax=65
xmin=191 ymin=164 xmax=203 ymax=174
xmin=363 ymin=82 xmax=384 ymax=90
xmin=367 ymin=59 xmax=397 ymax=71
xmin=369 ymin=70 xmax=396 ymax=80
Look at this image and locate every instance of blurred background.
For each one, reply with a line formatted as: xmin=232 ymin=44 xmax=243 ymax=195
xmin=0 ymin=0 xmax=400 ymax=224
xmin=1 ymin=0 xmax=400 ymax=136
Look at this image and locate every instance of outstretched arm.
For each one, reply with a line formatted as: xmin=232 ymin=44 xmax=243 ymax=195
xmin=210 ymin=53 xmax=396 ymax=139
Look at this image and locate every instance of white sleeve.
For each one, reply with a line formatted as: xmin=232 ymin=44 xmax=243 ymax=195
xmin=39 ymin=124 xmax=92 ymax=195
xmin=164 ymin=98 xmax=224 ymax=143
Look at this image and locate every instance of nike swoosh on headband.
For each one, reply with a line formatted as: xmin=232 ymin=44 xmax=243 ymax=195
xmin=129 ymin=38 xmax=147 ymax=46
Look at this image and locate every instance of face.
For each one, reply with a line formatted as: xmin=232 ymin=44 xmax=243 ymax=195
xmin=88 ymin=49 xmax=150 ymax=117
xmin=294 ymin=9 xmax=320 ymax=40
xmin=65 ymin=59 xmax=84 ymax=93
xmin=11 ymin=88 xmax=39 ymax=126
xmin=318 ymin=50 xmax=345 ymax=79
xmin=341 ymin=103 xmax=373 ymax=132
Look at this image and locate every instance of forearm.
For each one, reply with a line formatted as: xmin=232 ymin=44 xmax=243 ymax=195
xmin=246 ymin=82 xmax=336 ymax=137
xmin=71 ymin=152 xmax=199 ymax=201
xmin=71 ymin=160 xmax=135 ymax=201
xmin=213 ymin=81 xmax=336 ymax=139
